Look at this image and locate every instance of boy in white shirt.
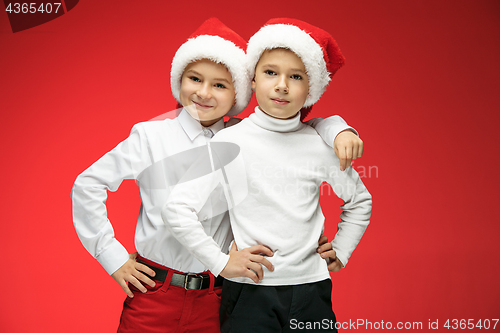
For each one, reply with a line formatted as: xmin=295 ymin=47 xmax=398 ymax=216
xmin=162 ymin=18 xmax=372 ymax=332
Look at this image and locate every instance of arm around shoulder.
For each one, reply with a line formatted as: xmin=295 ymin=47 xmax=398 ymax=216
xmin=306 ymin=115 xmax=363 ymax=170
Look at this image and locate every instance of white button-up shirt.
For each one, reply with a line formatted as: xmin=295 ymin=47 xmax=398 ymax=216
xmin=72 ymin=110 xmax=231 ymax=275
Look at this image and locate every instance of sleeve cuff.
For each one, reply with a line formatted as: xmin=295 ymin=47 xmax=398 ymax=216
xmin=210 ymin=253 xmax=230 ymax=277
xmin=307 ymin=116 xmax=359 ymax=149
xmin=341 ymin=126 xmax=358 ymax=137
xmin=96 ymin=241 xmax=130 ymax=275
xmin=337 ymin=255 xmax=347 ymax=268
xmin=331 ymin=242 xmax=349 ymax=268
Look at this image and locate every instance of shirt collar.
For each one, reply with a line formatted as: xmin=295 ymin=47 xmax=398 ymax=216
xmin=178 ymin=108 xmax=225 ymax=141
xmin=249 ymin=107 xmax=303 ymax=133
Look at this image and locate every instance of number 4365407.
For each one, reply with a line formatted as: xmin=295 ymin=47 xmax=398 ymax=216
xmin=5 ymin=3 xmax=62 ymax=14
xmin=444 ymin=319 xmax=498 ymax=330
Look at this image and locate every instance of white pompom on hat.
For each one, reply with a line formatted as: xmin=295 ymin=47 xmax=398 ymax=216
xmin=246 ymin=18 xmax=345 ymax=118
xmin=171 ymin=18 xmax=252 ymax=117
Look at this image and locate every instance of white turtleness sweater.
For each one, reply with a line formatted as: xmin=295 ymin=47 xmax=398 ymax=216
xmin=162 ymin=107 xmax=372 ymax=286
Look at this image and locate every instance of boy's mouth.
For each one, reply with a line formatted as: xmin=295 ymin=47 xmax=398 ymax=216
xmin=271 ymin=98 xmax=290 ymax=105
xmin=192 ymin=101 xmax=213 ymax=109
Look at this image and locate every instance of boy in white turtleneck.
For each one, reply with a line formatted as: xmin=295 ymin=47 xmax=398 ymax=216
xmin=162 ymin=18 xmax=372 ymax=332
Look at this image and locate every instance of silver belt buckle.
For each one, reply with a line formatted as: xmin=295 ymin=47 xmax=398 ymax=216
xmin=184 ymin=273 xmax=204 ymax=290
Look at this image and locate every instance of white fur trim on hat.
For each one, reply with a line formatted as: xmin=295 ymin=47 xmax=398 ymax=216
xmin=246 ymin=24 xmax=330 ymax=108
xmin=171 ymin=35 xmax=251 ymax=117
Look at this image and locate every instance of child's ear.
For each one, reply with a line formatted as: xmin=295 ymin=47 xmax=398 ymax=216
xmin=251 ymin=78 xmax=256 ymax=92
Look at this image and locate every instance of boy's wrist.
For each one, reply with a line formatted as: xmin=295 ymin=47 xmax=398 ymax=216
xmin=96 ymin=241 xmax=130 ymax=275
xmin=211 ymin=253 xmax=231 ymax=277
xmin=330 ymin=245 xmax=348 ymax=268
xmin=335 ymin=127 xmax=358 ymax=139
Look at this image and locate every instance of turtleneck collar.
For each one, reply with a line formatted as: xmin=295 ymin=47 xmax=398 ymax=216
xmin=249 ymin=107 xmax=303 ymax=133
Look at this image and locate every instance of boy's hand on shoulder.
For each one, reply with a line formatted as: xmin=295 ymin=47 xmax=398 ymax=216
xmin=334 ymin=129 xmax=363 ymax=171
xmin=317 ymin=236 xmax=344 ymax=273
xmin=220 ymin=242 xmax=274 ymax=283
xmin=111 ymin=252 xmax=157 ymax=298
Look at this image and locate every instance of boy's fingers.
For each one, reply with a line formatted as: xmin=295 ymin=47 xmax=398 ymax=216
xmin=242 ymin=266 xmax=258 ymax=283
xmin=334 ymin=146 xmax=340 ymax=159
xmin=346 ymin=145 xmax=353 ymax=160
xmin=245 ymin=270 xmax=259 ymax=284
xmin=339 ymin=154 xmax=347 ymax=171
xmin=327 ymin=257 xmax=344 ymax=272
xmin=245 ymin=265 xmax=263 ymax=283
xmin=248 ymin=262 xmax=264 ymax=280
xmin=136 ymin=262 xmax=156 ymax=278
xmin=125 ymin=289 xmax=134 ymax=298
xmin=229 ymin=242 xmax=237 ymax=253
xmin=328 ymin=260 xmax=342 ymax=273
xmin=318 ymin=235 xmax=329 ymax=246
xmin=129 ymin=276 xmax=148 ymax=293
xmin=358 ymin=142 xmax=364 ymax=158
xmin=352 ymin=146 xmax=359 ymax=160
xmin=342 ymin=158 xmax=350 ymax=170
xmin=320 ymin=249 xmax=335 ymax=259
xmin=327 ymin=262 xmax=339 ymax=273
xmin=251 ymin=255 xmax=274 ymax=271
xmin=345 ymin=147 xmax=353 ymax=168
xmin=135 ymin=271 xmax=156 ymax=288
xmin=340 ymin=147 xmax=351 ymax=170
xmin=120 ymin=281 xmax=134 ymax=298
xmin=248 ymin=244 xmax=273 ymax=257
xmin=328 ymin=258 xmax=338 ymax=268
xmin=317 ymin=242 xmax=332 ymax=254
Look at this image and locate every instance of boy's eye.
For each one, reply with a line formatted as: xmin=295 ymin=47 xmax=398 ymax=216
xmin=264 ymin=70 xmax=276 ymax=76
xmin=189 ymin=76 xmax=201 ymax=82
xmin=291 ymin=74 xmax=302 ymax=80
xmin=214 ymin=83 xmax=226 ymax=89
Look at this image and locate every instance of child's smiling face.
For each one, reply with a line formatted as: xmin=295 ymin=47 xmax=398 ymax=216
xmin=180 ymin=59 xmax=236 ymax=127
xmin=252 ymin=48 xmax=309 ymax=120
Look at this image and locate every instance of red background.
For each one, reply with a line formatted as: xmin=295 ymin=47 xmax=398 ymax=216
xmin=1 ymin=1 xmax=499 ymax=332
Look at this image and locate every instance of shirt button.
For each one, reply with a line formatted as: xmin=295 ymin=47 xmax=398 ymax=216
xmin=203 ymin=128 xmax=214 ymax=138
xmin=202 ymin=216 xmax=208 ymax=221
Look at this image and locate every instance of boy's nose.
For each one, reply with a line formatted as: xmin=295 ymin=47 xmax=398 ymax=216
xmin=274 ymin=76 xmax=289 ymax=93
xmin=197 ymin=84 xmax=212 ymax=99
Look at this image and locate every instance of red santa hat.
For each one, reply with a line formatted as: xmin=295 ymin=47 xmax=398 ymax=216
xmin=171 ymin=18 xmax=251 ymax=117
xmin=246 ymin=18 xmax=345 ymax=116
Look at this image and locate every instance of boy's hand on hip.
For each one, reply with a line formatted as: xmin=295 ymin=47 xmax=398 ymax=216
xmin=317 ymin=235 xmax=329 ymax=248
xmin=220 ymin=243 xmax=274 ymax=283
xmin=111 ymin=252 xmax=157 ymax=298
xmin=317 ymin=236 xmax=344 ymax=273
xmin=334 ymin=130 xmax=363 ymax=171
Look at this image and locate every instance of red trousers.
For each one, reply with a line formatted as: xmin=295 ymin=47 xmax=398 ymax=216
xmin=117 ymin=257 xmax=222 ymax=333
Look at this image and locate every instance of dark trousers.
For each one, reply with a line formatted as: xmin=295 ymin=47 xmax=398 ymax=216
xmin=220 ymin=279 xmax=338 ymax=333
